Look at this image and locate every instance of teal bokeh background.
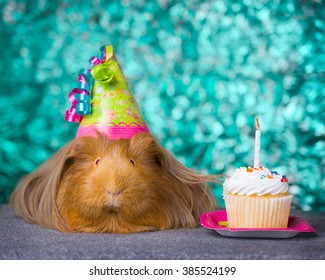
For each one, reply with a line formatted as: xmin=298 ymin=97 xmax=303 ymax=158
xmin=0 ymin=0 xmax=324 ymax=210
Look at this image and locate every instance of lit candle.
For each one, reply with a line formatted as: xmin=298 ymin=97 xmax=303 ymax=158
xmin=254 ymin=117 xmax=261 ymax=168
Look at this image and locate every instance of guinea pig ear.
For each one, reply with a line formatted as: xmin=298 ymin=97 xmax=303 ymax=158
xmin=155 ymin=142 xmax=219 ymax=222
xmin=10 ymin=138 xmax=82 ymax=232
xmin=129 ymin=133 xmax=164 ymax=167
xmin=130 ymin=132 xmax=219 ymax=228
xmin=157 ymin=146 xmax=218 ymax=184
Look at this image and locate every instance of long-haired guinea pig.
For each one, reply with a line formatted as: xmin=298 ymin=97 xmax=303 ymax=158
xmin=10 ymin=132 xmax=218 ymax=233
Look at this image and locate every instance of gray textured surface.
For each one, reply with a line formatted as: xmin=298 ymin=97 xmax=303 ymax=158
xmin=0 ymin=204 xmax=324 ymax=260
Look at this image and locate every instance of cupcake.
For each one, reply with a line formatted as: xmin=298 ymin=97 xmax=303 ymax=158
xmin=223 ymin=166 xmax=293 ymax=228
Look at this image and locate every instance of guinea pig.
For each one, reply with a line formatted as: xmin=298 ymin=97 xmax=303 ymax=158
xmin=10 ymin=132 xmax=218 ymax=233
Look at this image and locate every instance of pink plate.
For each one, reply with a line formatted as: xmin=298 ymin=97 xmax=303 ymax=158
xmin=200 ymin=210 xmax=315 ymax=239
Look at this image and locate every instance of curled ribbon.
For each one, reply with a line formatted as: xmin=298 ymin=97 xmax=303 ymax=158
xmin=65 ymin=45 xmax=116 ymax=123
xmin=91 ymin=62 xmax=115 ymax=84
xmin=90 ymin=45 xmax=115 ymax=84
xmin=65 ymin=69 xmax=91 ymax=122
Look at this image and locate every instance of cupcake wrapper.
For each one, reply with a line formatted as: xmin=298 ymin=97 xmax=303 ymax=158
xmin=224 ymin=193 xmax=293 ymax=228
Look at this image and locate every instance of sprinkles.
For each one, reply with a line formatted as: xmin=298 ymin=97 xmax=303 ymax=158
xmin=218 ymin=221 xmax=229 ymax=227
xmin=281 ymin=176 xmax=288 ymax=182
xmin=242 ymin=166 xmax=288 ymax=182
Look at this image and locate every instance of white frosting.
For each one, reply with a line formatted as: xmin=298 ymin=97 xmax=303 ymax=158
xmin=223 ymin=167 xmax=289 ymax=196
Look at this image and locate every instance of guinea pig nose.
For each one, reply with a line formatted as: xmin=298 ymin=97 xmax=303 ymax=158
xmin=106 ymin=189 xmax=122 ymax=209
xmin=107 ymin=189 xmax=122 ymax=196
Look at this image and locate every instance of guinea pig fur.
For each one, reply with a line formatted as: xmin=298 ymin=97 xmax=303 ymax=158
xmin=10 ymin=132 xmax=218 ymax=233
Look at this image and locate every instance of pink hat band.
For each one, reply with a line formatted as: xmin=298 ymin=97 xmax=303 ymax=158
xmin=76 ymin=123 xmax=150 ymax=139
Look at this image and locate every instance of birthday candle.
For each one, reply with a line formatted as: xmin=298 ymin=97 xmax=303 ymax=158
xmin=254 ymin=117 xmax=261 ymax=168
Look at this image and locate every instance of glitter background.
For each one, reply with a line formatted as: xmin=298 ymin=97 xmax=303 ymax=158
xmin=0 ymin=0 xmax=324 ymax=210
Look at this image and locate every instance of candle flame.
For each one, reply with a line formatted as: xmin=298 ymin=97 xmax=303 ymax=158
xmin=255 ymin=117 xmax=260 ymax=130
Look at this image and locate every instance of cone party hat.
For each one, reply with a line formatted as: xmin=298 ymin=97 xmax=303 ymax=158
xmin=65 ymin=45 xmax=150 ymax=139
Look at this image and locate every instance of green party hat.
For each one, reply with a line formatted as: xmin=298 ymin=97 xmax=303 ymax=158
xmin=65 ymin=45 xmax=149 ymax=139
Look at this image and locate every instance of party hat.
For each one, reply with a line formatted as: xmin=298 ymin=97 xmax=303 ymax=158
xmin=65 ymin=45 xmax=150 ymax=139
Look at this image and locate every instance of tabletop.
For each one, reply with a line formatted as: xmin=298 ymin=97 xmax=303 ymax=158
xmin=0 ymin=204 xmax=324 ymax=260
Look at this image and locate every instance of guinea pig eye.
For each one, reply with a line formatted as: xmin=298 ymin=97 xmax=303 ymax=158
xmin=94 ymin=157 xmax=101 ymax=166
xmin=129 ymin=159 xmax=135 ymax=166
